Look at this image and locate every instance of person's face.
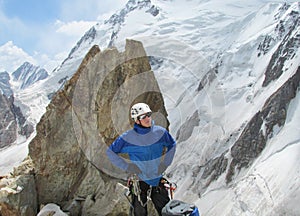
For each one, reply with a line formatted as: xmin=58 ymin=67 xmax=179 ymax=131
xmin=136 ymin=112 xmax=152 ymax=127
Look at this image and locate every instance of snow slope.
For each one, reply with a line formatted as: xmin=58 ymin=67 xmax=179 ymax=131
xmin=1 ymin=0 xmax=299 ymax=215
xmin=192 ymin=91 xmax=300 ymax=215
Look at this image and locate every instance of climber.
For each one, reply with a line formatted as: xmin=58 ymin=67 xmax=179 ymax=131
xmin=107 ymin=102 xmax=176 ymax=216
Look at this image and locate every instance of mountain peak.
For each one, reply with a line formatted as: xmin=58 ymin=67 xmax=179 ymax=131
xmin=12 ymin=62 xmax=49 ymax=89
xmin=104 ymin=0 xmax=159 ymax=47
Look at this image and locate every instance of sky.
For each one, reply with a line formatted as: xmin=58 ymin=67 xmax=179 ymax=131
xmin=0 ymin=0 xmax=126 ymax=73
xmin=0 ymin=1 xmax=299 ymax=214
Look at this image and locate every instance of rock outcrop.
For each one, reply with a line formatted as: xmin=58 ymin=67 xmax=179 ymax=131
xmin=226 ymin=66 xmax=300 ymax=183
xmin=190 ymin=66 xmax=300 ymax=192
xmin=0 ymin=157 xmax=36 ymax=216
xmin=0 ymin=94 xmax=17 ymax=148
xmin=0 ymin=39 xmax=168 ymax=215
xmin=0 ymin=71 xmax=34 ymax=149
xmin=0 ymin=94 xmax=34 ymax=149
xmin=0 ymin=72 xmax=13 ymax=96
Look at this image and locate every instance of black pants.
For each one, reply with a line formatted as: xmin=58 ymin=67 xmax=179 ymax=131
xmin=131 ymin=181 xmax=170 ymax=216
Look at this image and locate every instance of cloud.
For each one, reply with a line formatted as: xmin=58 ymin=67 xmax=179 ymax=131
xmin=33 ymin=51 xmax=64 ymax=73
xmin=59 ymin=0 xmax=126 ymax=21
xmin=0 ymin=41 xmax=36 ymax=73
xmin=55 ymin=20 xmax=97 ymax=36
xmin=31 ymin=20 xmax=99 ymax=73
xmin=0 ymin=0 xmax=127 ymax=72
xmin=34 ymin=20 xmax=97 ymax=67
xmin=0 ymin=6 xmax=28 ymax=45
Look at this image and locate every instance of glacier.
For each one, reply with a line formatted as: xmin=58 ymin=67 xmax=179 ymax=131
xmin=0 ymin=0 xmax=299 ymax=215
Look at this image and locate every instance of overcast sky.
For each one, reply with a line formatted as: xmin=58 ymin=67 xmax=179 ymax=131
xmin=0 ymin=0 xmax=126 ymax=72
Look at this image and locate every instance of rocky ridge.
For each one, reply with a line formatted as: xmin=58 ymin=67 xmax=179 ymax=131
xmin=0 ymin=72 xmax=13 ymax=96
xmin=0 ymin=94 xmax=33 ymax=149
xmin=0 ymin=39 xmax=168 ymax=216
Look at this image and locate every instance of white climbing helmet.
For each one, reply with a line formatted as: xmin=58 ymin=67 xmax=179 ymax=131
xmin=131 ymin=103 xmax=152 ymax=121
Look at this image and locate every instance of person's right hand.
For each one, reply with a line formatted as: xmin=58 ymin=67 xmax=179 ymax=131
xmin=126 ymin=163 xmax=142 ymax=174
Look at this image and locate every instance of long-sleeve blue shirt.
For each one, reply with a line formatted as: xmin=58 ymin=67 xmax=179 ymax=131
xmin=107 ymin=122 xmax=176 ymax=186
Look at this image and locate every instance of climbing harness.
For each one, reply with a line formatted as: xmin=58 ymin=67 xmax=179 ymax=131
xmin=160 ymin=177 xmax=177 ymax=199
xmin=127 ymin=174 xmax=152 ymax=207
xmin=126 ymin=174 xmax=177 ymax=208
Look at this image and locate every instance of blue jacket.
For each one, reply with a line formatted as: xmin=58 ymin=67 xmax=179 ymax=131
xmin=107 ymin=122 xmax=176 ymax=186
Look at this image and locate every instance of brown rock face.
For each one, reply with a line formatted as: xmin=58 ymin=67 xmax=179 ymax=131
xmin=0 ymin=157 xmax=37 ymax=216
xmin=25 ymin=39 xmax=168 ymax=215
xmin=0 ymin=94 xmax=16 ymax=148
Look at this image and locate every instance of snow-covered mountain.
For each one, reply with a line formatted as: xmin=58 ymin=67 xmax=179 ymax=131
xmin=9 ymin=0 xmax=298 ymax=124
xmin=12 ymin=62 xmax=48 ymax=90
xmin=1 ymin=0 xmax=300 ymax=215
xmin=0 ymin=62 xmax=47 ymax=151
xmin=0 ymin=91 xmax=34 ymax=151
xmin=0 ymin=41 xmax=37 ymax=74
xmin=0 ymin=71 xmax=13 ymax=96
